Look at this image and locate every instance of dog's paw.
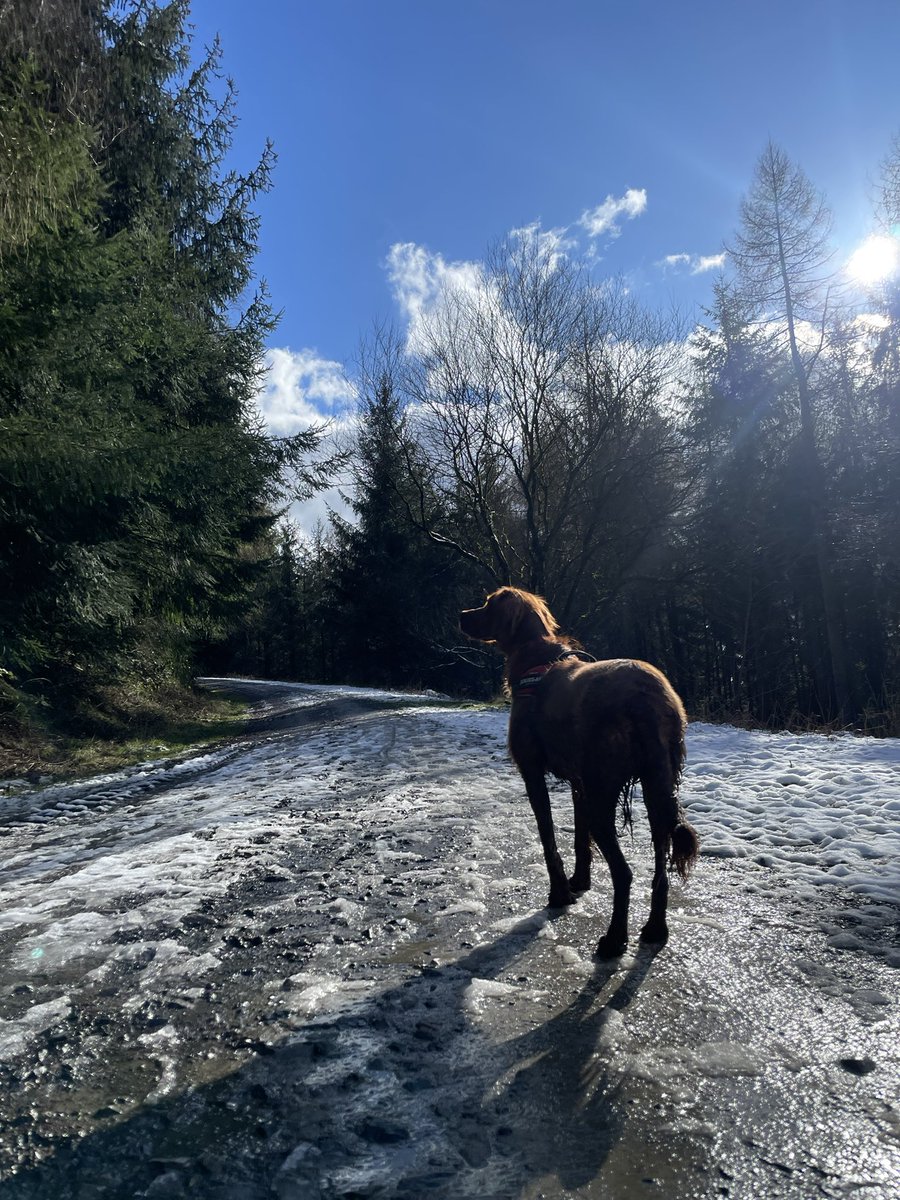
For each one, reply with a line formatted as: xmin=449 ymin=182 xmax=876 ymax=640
xmin=594 ymin=932 xmax=628 ymax=959
xmin=547 ymin=885 xmax=576 ymax=908
xmin=568 ymin=872 xmax=591 ymax=894
xmin=639 ymin=919 xmax=669 ymax=945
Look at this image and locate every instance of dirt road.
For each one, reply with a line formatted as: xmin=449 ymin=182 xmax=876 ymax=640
xmin=0 ymin=681 xmax=896 ymax=1198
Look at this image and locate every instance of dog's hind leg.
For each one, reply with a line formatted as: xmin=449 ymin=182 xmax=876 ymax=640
xmin=641 ymin=824 xmax=671 ymax=945
xmin=522 ymin=771 xmax=576 ymax=908
xmin=639 ymin=763 xmax=697 ymax=943
xmin=585 ymin=787 xmax=632 ymax=958
xmin=568 ymin=780 xmax=592 ymax=893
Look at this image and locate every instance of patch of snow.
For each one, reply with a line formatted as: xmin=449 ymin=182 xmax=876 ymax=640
xmin=463 ymin=978 xmax=520 ymax=1010
xmin=0 ymin=996 xmax=70 ymax=1061
xmin=284 ymin=975 xmax=378 ymax=1019
xmin=685 ymin=723 xmax=900 ymax=909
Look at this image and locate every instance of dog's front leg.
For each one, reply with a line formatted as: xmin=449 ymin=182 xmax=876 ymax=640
xmin=522 ymin=772 xmax=576 ymax=908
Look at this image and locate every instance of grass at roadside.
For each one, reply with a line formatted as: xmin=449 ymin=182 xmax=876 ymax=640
xmin=0 ymin=682 xmax=250 ymax=787
xmin=0 ymin=681 xmax=504 ymax=789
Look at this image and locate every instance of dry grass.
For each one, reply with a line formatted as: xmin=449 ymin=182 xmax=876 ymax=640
xmin=0 ymin=682 xmax=249 ymax=785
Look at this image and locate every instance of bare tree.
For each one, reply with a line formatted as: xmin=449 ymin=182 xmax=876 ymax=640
xmin=404 ymin=233 xmax=686 ymax=628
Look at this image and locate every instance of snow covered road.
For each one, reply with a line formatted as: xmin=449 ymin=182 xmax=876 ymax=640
xmin=0 ymin=680 xmax=897 ymax=1198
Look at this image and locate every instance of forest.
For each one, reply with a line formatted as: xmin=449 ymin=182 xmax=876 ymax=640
xmin=3 ymin=0 xmax=899 ymax=745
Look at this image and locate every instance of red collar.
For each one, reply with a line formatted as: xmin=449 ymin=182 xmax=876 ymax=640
xmin=510 ymin=647 xmax=596 ymax=698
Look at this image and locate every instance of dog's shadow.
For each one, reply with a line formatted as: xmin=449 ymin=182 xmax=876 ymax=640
xmin=448 ymin=921 xmax=663 ymax=1191
xmin=0 ymin=913 xmax=664 ymax=1199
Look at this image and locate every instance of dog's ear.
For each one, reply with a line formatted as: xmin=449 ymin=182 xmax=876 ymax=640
xmin=524 ymin=591 xmax=559 ymax=637
xmin=487 ymin=587 xmax=559 ymax=645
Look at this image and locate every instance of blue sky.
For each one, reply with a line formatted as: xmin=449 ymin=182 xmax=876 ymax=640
xmin=187 ymin=0 xmax=900 ymax=427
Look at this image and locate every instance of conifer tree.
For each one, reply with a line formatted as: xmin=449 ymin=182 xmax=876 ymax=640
xmin=0 ymin=1 xmax=329 ymax=719
xmin=726 ymin=142 xmax=849 ymax=718
xmin=326 ymin=365 xmax=465 ymax=689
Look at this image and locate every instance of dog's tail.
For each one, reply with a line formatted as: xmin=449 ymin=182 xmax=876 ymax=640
xmin=640 ymin=709 xmax=698 ymax=880
xmin=669 ymin=818 xmax=700 ymax=881
xmin=668 ymin=723 xmax=698 ymax=880
xmin=665 ymin=701 xmax=698 ymax=879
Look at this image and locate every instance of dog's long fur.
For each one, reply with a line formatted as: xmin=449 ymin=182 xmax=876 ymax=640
xmin=460 ymin=586 xmax=699 ymax=957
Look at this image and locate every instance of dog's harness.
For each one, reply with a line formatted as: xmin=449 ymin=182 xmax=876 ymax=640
xmin=511 ymin=647 xmax=596 ymax=698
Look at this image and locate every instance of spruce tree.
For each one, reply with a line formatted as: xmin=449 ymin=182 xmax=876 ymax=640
xmin=0 ymin=1 xmax=328 ymax=721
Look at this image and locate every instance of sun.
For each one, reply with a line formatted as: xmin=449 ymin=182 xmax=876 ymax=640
xmin=846 ymin=234 xmax=900 ymax=286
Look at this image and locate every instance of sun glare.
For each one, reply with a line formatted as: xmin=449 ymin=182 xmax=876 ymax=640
xmin=847 ymin=234 xmax=900 ymax=286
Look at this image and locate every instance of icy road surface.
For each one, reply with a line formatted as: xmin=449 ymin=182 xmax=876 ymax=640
xmin=0 ymin=679 xmax=897 ymax=1199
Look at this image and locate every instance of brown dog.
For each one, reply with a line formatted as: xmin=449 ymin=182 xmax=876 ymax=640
xmin=460 ymin=586 xmax=698 ymax=957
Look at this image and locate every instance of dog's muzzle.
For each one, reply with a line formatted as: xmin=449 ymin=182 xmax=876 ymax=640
xmin=459 ymin=607 xmax=486 ymax=638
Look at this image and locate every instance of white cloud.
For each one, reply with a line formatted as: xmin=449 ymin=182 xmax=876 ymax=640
xmin=253 ymin=347 xmax=358 ymax=534
xmin=662 ymin=253 xmax=692 ymax=269
xmin=386 ymin=187 xmax=650 ymax=338
xmin=255 ymin=346 xmax=356 ymax=437
xmin=386 ymin=242 xmax=485 ymax=326
xmin=578 ymin=188 xmax=647 ymax=239
xmin=692 ymin=253 xmax=726 ymax=274
xmin=657 ymin=251 xmax=726 ymax=275
xmin=386 ymin=242 xmax=490 ymax=355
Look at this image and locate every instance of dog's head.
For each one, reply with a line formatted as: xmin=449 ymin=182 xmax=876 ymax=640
xmin=459 ymin=587 xmax=559 ymax=651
